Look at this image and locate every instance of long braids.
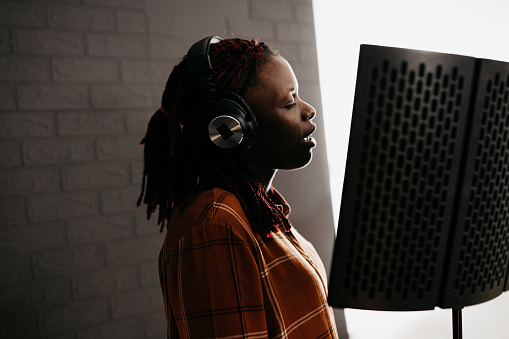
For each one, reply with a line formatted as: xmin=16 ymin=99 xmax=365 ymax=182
xmin=137 ymin=38 xmax=292 ymax=235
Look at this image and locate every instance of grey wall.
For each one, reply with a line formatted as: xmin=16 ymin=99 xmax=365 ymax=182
xmin=0 ymin=0 xmax=345 ymax=338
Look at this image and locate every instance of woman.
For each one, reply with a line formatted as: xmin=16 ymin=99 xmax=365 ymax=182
xmin=138 ymin=36 xmax=338 ymax=338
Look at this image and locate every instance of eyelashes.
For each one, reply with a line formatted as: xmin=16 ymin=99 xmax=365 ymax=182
xmin=283 ymin=103 xmax=296 ymax=110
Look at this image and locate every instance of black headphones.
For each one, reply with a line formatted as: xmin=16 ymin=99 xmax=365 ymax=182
xmin=186 ymin=36 xmax=258 ymax=151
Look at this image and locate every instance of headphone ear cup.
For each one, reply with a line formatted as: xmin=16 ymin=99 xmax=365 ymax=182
xmin=201 ymin=91 xmax=258 ymax=151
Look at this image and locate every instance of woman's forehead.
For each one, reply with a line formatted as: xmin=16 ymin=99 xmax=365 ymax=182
xmin=254 ymin=56 xmax=298 ymax=94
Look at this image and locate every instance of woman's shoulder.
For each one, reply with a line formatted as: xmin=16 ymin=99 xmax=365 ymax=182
xmin=166 ymin=188 xmax=255 ymax=243
xmin=186 ymin=188 xmax=246 ymax=222
xmin=194 ymin=188 xmax=241 ymax=208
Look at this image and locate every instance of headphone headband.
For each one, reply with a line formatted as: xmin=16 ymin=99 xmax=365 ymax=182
xmin=187 ymin=36 xmax=222 ymax=81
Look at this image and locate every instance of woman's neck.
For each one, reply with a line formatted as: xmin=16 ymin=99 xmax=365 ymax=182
xmin=242 ymin=157 xmax=277 ymax=193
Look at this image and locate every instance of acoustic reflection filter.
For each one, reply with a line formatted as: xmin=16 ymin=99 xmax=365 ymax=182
xmin=328 ymin=45 xmax=509 ymax=311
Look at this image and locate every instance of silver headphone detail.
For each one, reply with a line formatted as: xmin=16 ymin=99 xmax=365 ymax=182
xmin=208 ymin=115 xmax=244 ymax=149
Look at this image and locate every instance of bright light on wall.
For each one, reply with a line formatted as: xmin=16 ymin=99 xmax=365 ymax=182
xmin=313 ymin=0 xmax=509 ymax=338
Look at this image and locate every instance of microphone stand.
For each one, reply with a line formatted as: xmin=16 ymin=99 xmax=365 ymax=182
xmin=452 ymin=308 xmax=463 ymax=339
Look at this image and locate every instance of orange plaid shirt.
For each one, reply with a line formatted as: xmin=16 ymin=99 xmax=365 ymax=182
xmin=158 ymin=188 xmax=338 ymax=338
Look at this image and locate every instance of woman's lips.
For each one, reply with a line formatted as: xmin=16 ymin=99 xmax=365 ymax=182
xmin=301 ymin=135 xmax=316 ymax=147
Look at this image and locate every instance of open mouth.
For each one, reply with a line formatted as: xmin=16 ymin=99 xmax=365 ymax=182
xmin=301 ymin=129 xmax=316 ymax=147
xmin=301 ymin=125 xmax=316 ymax=144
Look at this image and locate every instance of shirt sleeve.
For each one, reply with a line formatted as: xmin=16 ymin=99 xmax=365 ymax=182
xmin=165 ymin=220 xmax=269 ymax=338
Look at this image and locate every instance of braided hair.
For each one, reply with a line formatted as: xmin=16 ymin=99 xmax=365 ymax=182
xmin=137 ymin=38 xmax=293 ymax=236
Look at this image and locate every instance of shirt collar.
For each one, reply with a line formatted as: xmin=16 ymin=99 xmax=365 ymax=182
xmin=268 ymin=187 xmax=291 ymax=218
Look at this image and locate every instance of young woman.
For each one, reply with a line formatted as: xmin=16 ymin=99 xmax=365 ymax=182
xmin=138 ymin=36 xmax=338 ymax=338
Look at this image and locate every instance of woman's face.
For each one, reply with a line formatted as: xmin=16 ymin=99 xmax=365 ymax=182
xmin=243 ymin=55 xmax=317 ymax=171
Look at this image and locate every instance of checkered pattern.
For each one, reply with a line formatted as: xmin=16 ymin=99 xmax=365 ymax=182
xmin=158 ymin=188 xmax=338 ymax=338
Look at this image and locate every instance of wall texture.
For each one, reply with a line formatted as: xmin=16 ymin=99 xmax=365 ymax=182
xmin=0 ymin=0 xmax=345 ymax=338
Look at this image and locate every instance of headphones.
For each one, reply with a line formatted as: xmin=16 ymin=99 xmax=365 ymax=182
xmin=186 ymin=36 xmax=258 ymax=151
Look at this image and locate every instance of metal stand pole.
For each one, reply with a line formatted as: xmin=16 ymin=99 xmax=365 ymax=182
xmin=452 ymin=308 xmax=463 ymax=339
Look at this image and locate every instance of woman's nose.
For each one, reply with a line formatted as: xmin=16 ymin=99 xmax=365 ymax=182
xmin=302 ymin=100 xmax=316 ymax=121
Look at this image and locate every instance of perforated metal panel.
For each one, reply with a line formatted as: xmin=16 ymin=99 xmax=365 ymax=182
xmin=441 ymin=59 xmax=509 ymax=308
xmin=328 ymin=45 xmax=509 ymax=311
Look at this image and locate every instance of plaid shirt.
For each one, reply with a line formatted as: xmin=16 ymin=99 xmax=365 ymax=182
xmin=159 ymin=188 xmax=338 ymax=338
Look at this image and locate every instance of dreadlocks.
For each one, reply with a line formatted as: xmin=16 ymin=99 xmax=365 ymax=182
xmin=137 ymin=38 xmax=293 ymax=236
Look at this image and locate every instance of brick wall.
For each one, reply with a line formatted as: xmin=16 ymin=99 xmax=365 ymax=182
xmin=0 ymin=0 xmax=345 ymax=338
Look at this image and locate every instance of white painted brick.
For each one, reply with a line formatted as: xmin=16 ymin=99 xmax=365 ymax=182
xmin=52 ymin=58 xmax=119 ymax=82
xmin=0 ymin=29 xmax=10 ymax=53
xmin=140 ymin=260 xmax=159 ymax=287
xmin=291 ymin=62 xmax=319 ymax=83
xmin=14 ymin=30 xmax=84 ymax=55
xmin=101 ymin=185 xmax=140 ymax=213
xmin=121 ymin=60 xmax=151 ymax=82
xmin=23 ymin=138 xmax=94 ymax=165
xmin=0 ymin=198 xmax=25 ymax=226
xmin=145 ymin=310 xmax=166 ymax=337
xmin=34 ymin=244 xmax=104 ymax=278
xmin=300 ymin=42 xmax=318 ymax=63
xmin=106 ymin=235 xmax=162 ymax=265
xmin=0 ymin=2 xmax=46 ymax=27
xmin=295 ymin=3 xmax=313 ymax=22
xmin=229 ymin=18 xmax=275 ymax=41
xmin=48 ymin=5 xmax=115 ymax=31
xmin=269 ymin=40 xmax=300 ymax=64
xmin=277 ymin=22 xmax=315 ymax=42
xmin=0 ymin=141 xmax=21 ymax=167
xmin=28 ymin=191 xmax=98 ymax=222
xmin=134 ymin=211 xmax=160 ymax=235
xmin=57 ymin=111 xmax=124 ymax=136
xmin=0 ymin=113 xmax=55 ymax=138
xmin=91 ymin=84 xmax=152 ymax=109
xmin=117 ymin=10 xmax=146 ymax=33
xmin=149 ymin=84 xmax=161 ymax=108
xmin=17 ymin=84 xmax=89 ymax=110
xmin=83 ymin=0 xmax=145 ymax=8
xmin=130 ymin=159 xmax=144 ymax=185
xmin=0 ymin=223 xmax=65 ymax=255
xmin=126 ymin=110 xmax=151 ymax=133
xmin=252 ymin=0 xmax=294 ymax=21
xmin=144 ymin=0 xmax=178 ymax=35
xmin=72 ymin=266 xmax=138 ymax=299
xmin=0 ymin=85 xmax=15 ymax=110
xmin=0 ymin=0 xmax=326 ymax=336
xmin=46 ymin=0 xmax=82 ymax=4
xmin=150 ymin=60 xmax=173 ymax=84
xmin=96 ymin=135 xmax=142 ymax=160
xmin=111 ymin=286 xmax=163 ymax=319
xmin=0 ymin=313 xmax=38 ymax=339
xmin=79 ymin=214 xmax=125 ymax=241
xmin=150 ymin=37 xmax=189 ymax=59
xmin=274 ymin=0 xmax=311 ymax=2
xmin=0 ymin=168 xmax=60 ymax=196
xmin=68 ymin=214 xmax=133 ymax=244
xmin=0 ymin=56 xmax=50 ymax=81
xmin=0 ymin=278 xmax=70 ymax=317
xmin=39 ymin=299 xmax=110 ymax=337
xmin=62 ymin=163 xmax=129 ymax=190
xmin=87 ymin=34 xmax=148 ymax=57
xmin=77 ymin=318 xmax=145 ymax=339
xmin=147 ymin=1 xmax=251 ymax=40
xmin=0 ymin=255 xmax=31 ymax=287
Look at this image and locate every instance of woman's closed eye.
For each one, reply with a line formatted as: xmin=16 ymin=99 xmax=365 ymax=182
xmin=283 ymin=102 xmax=296 ymax=110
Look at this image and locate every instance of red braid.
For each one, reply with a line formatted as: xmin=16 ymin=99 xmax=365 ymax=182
xmin=210 ymin=39 xmax=269 ymax=95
